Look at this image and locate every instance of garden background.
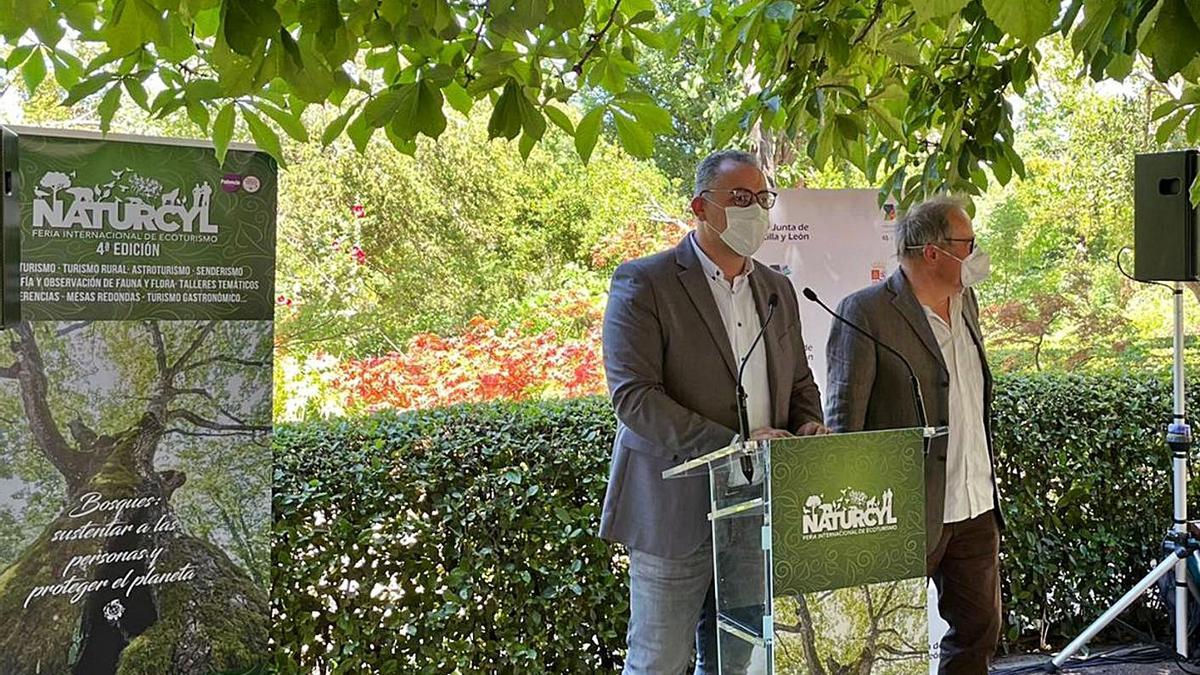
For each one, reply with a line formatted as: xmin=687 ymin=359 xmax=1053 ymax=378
xmin=5 ymin=0 xmax=1200 ymax=670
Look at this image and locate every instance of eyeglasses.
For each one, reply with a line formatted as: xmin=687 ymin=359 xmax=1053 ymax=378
xmin=942 ymin=237 xmax=976 ymax=253
xmin=904 ymin=237 xmax=976 ymax=254
xmin=700 ymin=188 xmax=778 ymax=209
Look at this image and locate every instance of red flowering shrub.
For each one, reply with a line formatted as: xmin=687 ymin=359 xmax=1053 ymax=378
xmin=591 ymin=218 xmax=685 ymax=270
xmin=335 ymin=316 xmax=606 ymax=411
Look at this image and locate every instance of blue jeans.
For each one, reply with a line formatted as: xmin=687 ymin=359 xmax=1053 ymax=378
xmin=624 ymin=533 xmax=759 ymax=675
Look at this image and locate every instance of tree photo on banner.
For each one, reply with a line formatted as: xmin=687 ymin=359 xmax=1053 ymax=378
xmin=0 ymin=320 xmax=272 ymax=674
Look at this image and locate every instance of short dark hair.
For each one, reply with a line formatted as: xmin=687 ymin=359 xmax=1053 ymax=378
xmin=694 ymin=150 xmax=760 ymax=197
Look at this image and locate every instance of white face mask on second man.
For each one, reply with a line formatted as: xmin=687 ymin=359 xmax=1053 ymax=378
xmin=704 ymin=202 xmax=771 ymax=258
xmin=937 ymin=245 xmax=991 ymax=287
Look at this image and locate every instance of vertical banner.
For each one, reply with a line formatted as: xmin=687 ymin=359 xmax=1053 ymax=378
xmin=758 ymin=190 xmax=948 ymax=670
xmin=0 ymin=129 xmax=274 ymax=675
xmin=756 ymin=188 xmax=897 ymax=396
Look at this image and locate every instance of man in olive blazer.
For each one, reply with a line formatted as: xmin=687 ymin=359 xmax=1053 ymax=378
xmin=825 ymin=196 xmax=1002 ymax=674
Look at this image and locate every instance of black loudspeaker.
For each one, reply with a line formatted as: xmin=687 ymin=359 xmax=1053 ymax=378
xmin=1135 ymin=150 xmax=1200 ymax=281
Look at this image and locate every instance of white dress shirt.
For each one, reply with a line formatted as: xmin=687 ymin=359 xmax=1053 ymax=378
xmin=921 ymin=293 xmax=993 ymax=523
xmin=690 ymin=234 xmax=771 ymax=483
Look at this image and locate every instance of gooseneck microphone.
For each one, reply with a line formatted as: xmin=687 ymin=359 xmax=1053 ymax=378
xmin=735 ymin=292 xmax=779 ymax=480
xmin=801 ymin=287 xmax=930 ymax=431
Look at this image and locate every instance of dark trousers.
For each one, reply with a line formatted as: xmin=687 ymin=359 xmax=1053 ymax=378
xmin=928 ymin=511 xmax=1002 ymax=674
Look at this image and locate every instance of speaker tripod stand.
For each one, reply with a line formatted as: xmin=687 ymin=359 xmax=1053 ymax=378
xmin=1049 ymin=283 xmax=1199 ymax=670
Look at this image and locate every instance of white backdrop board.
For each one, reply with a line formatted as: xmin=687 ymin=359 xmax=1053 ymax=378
xmin=756 ymin=188 xmax=896 ymax=396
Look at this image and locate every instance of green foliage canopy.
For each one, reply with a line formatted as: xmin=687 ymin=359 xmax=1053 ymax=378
xmin=5 ymin=1 xmax=1200 ymax=203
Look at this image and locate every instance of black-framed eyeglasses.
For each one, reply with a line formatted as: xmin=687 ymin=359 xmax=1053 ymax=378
xmin=700 ymin=188 xmax=778 ymax=209
xmin=942 ymin=237 xmax=976 ymax=253
xmin=904 ymin=237 xmax=976 ymax=255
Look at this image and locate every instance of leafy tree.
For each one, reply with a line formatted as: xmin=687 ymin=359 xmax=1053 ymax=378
xmin=4 ymin=44 xmax=686 ymax=421
xmin=0 ymin=0 xmax=679 ymax=166
xmin=974 ymin=38 xmax=1190 ymax=371
xmin=775 ymin=582 xmax=928 ymax=674
xmin=4 ymin=1 xmax=1200 ymax=203
xmin=274 ymin=101 xmax=682 ymax=361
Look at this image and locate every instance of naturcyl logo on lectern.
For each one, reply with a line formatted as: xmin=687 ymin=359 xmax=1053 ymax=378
xmin=801 ymin=488 xmax=898 ymax=540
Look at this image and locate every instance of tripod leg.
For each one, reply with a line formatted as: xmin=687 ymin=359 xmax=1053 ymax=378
xmin=1051 ymin=550 xmax=1186 ymax=669
xmin=1179 ymin=555 xmax=1189 ymax=656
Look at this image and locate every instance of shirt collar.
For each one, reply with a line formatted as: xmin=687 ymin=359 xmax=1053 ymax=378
xmin=921 ymin=292 xmax=964 ymax=328
xmin=690 ymin=230 xmax=754 ymax=284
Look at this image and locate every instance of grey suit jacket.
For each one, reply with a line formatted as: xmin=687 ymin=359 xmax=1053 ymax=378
xmin=824 ymin=268 xmax=1001 ymax=555
xmin=599 ymin=234 xmax=824 ymax=558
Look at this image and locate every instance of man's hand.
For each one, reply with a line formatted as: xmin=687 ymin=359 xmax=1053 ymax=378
xmin=795 ymin=421 xmax=830 ymax=436
xmin=750 ymin=427 xmax=792 ymax=440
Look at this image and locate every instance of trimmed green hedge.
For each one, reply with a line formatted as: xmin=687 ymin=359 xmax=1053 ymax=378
xmin=273 ymin=373 xmax=1194 ymax=671
xmin=272 ymin=399 xmax=625 ymax=674
xmin=994 ymin=373 xmax=1183 ymax=645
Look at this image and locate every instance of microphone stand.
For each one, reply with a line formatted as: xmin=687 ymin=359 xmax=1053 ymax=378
xmin=735 ymin=293 xmax=778 ymax=481
xmin=802 ymin=287 xmax=930 ymax=431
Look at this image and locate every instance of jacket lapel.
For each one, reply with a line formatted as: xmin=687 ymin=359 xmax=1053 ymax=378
xmin=963 ymin=288 xmax=993 ymax=399
xmin=675 ymin=235 xmax=738 ymax=379
xmin=886 ymin=269 xmax=948 ymax=375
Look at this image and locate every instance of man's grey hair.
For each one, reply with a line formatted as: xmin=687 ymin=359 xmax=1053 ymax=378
xmin=694 ymin=149 xmax=761 ymax=197
xmin=895 ymin=195 xmax=968 ymax=260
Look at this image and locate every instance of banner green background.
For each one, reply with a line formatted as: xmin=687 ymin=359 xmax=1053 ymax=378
xmin=771 ymin=428 xmax=926 ymax=595
xmin=16 ymin=132 xmax=276 ymax=321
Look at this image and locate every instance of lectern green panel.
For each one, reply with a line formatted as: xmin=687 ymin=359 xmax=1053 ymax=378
xmin=770 ymin=428 xmax=926 ymax=595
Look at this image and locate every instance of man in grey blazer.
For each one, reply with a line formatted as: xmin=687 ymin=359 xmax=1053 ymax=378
xmin=600 ymin=149 xmax=825 ymax=674
xmin=825 ymin=195 xmax=1001 ymax=674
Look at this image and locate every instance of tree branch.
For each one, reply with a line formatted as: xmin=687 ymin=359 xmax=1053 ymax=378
xmin=461 ymin=7 xmax=490 ymax=83
xmin=794 ymin=594 xmax=827 ymax=675
xmin=55 ymin=321 xmax=92 ymax=337
xmin=852 ymin=0 xmax=885 ymax=46
xmin=878 ymin=602 xmax=927 ymax=621
xmin=148 ymin=322 xmax=169 ymax=378
xmin=571 ymin=0 xmax=623 ymax=75
xmin=165 ymin=428 xmax=268 ymax=438
xmin=166 ymin=386 xmax=253 ymax=426
xmin=166 ymin=409 xmax=271 ymax=434
xmin=181 ymin=354 xmax=271 ymax=373
xmin=10 ymin=323 xmax=87 ymax=486
xmin=170 ymin=321 xmax=218 ymax=374
xmin=878 ymin=644 xmax=926 ymax=660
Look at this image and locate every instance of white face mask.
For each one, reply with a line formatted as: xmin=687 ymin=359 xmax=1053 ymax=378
xmin=703 ymin=202 xmax=770 ymax=257
xmin=936 ymin=245 xmax=991 ymax=287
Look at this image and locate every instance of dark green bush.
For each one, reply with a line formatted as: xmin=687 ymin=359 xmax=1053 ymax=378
xmin=272 ymin=399 xmax=626 ymax=674
xmin=994 ymin=372 xmax=1186 ymax=648
xmin=273 ymin=373 xmax=1197 ymax=670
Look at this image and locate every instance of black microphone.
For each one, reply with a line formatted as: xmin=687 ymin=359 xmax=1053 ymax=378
xmin=801 ymin=287 xmax=930 ymax=431
xmin=735 ymin=292 xmax=779 ymax=481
